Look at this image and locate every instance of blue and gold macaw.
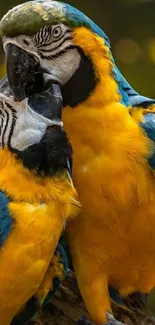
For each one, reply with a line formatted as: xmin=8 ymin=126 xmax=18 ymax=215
xmin=1 ymin=1 xmax=155 ymax=324
xmin=0 ymin=78 xmax=79 ymax=325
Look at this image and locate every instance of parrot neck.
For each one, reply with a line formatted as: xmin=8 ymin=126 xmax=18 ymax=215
xmin=68 ymin=27 xmax=121 ymax=107
xmin=0 ymin=147 xmax=79 ymax=212
xmin=10 ymin=126 xmax=72 ymax=177
xmin=62 ymin=74 xmax=120 ymax=110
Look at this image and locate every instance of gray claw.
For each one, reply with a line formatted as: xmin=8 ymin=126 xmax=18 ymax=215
xmin=106 ymin=312 xmax=126 ymax=325
xmin=77 ymin=316 xmax=95 ymax=325
xmin=77 ymin=313 xmax=126 ymax=325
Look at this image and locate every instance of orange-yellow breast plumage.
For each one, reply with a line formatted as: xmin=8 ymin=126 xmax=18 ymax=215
xmin=63 ymin=101 xmax=155 ymax=323
xmin=62 ymin=27 xmax=155 ymax=324
xmin=0 ymin=149 xmax=79 ymax=325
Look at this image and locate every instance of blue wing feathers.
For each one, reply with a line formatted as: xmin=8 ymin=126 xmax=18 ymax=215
xmin=0 ymin=191 xmax=13 ymax=247
xmin=113 ymin=66 xmax=155 ymax=108
xmin=113 ymin=66 xmax=155 ymax=169
xmin=140 ymin=113 xmax=155 ymax=142
xmin=140 ymin=114 xmax=155 ymax=169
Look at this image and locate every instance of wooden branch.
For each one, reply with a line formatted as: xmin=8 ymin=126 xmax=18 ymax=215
xmin=32 ymin=271 xmax=155 ymax=325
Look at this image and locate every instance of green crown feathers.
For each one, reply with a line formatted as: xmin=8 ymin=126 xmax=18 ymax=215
xmin=0 ymin=0 xmax=110 ymax=45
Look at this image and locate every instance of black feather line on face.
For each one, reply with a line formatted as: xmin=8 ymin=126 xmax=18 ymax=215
xmin=10 ymin=126 xmax=73 ymax=177
xmin=61 ymin=47 xmax=98 ymax=108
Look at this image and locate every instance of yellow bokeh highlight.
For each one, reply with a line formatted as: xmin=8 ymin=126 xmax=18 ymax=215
xmin=114 ymin=38 xmax=142 ymax=64
xmin=0 ymin=64 xmax=5 ymax=79
xmin=148 ymin=39 xmax=155 ymax=63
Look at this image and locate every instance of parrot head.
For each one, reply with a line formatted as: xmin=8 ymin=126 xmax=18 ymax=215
xmin=0 ymin=0 xmax=124 ymax=107
xmin=0 ymin=77 xmax=73 ymax=176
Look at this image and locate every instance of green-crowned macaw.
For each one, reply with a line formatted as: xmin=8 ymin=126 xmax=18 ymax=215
xmin=0 ymin=1 xmax=155 ymax=324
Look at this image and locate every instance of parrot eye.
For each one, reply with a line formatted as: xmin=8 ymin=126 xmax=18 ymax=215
xmin=52 ymin=26 xmax=62 ymax=39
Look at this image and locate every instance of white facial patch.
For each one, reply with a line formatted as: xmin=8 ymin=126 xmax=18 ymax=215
xmin=42 ymin=48 xmax=81 ymax=85
xmin=3 ymin=36 xmax=40 ymax=60
xmin=0 ymin=94 xmax=62 ymax=151
xmin=3 ymin=22 xmax=81 ymax=87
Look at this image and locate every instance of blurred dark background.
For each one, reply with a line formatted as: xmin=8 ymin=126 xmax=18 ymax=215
xmin=0 ymin=0 xmax=155 ymax=312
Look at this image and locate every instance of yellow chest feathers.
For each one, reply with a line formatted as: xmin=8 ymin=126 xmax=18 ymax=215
xmin=0 ymin=148 xmax=79 ymax=220
xmin=63 ymin=101 xmax=155 ymax=210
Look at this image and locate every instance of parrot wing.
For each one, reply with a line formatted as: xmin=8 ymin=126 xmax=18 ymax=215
xmin=113 ymin=66 xmax=155 ymax=108
xmin=0 ymin=191 xmax=13 ymax=247
xmin=113 ymin=66 xmax=155 ymax=170
xmin=139 ymin=112 xmax=155 ymax=169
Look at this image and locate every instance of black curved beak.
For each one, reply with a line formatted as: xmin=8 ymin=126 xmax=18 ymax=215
xmin=5 ymin=43 xmax=63 ymax=120
xmin=5 ymin=43 xmax=40 ymax=101
xmin=29 ymin=84 xmax=63 ymax=121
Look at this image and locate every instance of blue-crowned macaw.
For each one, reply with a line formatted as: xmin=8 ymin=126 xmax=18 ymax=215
xmin=1 ymin=1 xmax=155 ymax=324
xmin=0 ymin=76 xmax=80 ymax=325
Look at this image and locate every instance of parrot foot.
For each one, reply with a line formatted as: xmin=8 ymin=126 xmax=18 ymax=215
xmin=77 ymin=316 xmax=95 ymax=325
xmin=105 ymin=312 xmax=126 ymax=325
xmin=77 ymin=313 xmax=126 ymax=325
